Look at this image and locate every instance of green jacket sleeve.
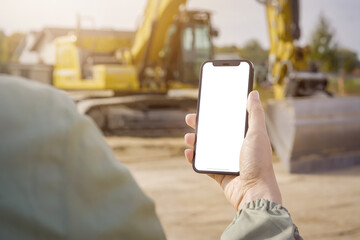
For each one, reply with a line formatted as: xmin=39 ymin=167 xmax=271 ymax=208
xmin=221 ymin=199 xmax=302 ymax=240
xmin=0 ymin=75 xmax=166 ymax=240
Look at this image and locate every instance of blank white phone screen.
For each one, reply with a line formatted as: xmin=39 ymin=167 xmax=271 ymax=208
xmin=194 ymin=61 xmax=250 ymax=173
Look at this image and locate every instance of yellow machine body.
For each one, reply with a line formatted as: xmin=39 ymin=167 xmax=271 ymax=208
xmin=53 ymin=0 xmax=211 ymax=93
xmin=53 ymin=35 xmax=141 ymax=91
xmin=265 ymin=0 xmax=310 ymax=99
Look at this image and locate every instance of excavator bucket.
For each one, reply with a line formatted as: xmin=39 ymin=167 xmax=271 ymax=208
xmin=265 ymin=96 xmax=360 ymax=173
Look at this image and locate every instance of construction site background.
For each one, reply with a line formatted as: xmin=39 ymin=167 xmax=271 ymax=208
xmin=1 ymin=0 xmax=360 ymax=239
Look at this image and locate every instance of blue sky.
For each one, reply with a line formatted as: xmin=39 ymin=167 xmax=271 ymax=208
xmin=1 ymin=0 xmax=359 ymax=56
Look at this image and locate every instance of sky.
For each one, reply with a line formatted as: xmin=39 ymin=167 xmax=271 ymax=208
xmin=1 ymin=0 xmax=359 ymax=56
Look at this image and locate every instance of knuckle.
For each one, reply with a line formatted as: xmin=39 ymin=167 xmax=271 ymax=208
xmin=250 ymin=103 xmax=264 ymax=115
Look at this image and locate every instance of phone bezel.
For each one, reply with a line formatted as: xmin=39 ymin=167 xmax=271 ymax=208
xmin=193 ymin=59 xmax=254 ymax=175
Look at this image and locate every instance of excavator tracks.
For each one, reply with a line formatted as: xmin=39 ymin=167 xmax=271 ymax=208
xmin=71 ymin=93 xmax=197 ymax=137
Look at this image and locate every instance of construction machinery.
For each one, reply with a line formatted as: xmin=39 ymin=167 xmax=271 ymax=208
xmin=258 ymin=0 xmax=360 ymax=172
xmin=53 ymin=0 xmax=215 ymax=135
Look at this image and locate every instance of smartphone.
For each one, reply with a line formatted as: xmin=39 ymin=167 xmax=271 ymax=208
xmin=193 ymin=60 xmax=254 ymax=175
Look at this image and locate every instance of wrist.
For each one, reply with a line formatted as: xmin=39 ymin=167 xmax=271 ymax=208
xmin=238 ymin=179 xmax=282 ymax=211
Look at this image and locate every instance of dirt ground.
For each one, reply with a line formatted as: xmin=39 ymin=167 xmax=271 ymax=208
xmin=106 ymin=136 xmax=360 ymax=240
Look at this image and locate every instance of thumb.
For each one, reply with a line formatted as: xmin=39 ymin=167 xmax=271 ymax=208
xmin=247 ymin=90 xmax=267 ymax=133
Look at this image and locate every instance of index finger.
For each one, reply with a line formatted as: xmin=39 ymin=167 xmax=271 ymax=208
xmin=247 ymin=90 xmax=266 ymax=133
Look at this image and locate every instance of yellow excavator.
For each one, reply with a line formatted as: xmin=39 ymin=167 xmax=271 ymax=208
xmin=53 ymin=0 xmax=215 ymax=135
xmin=259 ymin=0 xmax=360 ymax=173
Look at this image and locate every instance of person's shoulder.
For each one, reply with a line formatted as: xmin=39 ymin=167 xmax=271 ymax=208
xmin=0 ymin=74 xmax=75 ymax=112
xmin=0 ymin=74 xmax=79 ymax=139
xmin=0 ymin=74 xmax=68 ymax=98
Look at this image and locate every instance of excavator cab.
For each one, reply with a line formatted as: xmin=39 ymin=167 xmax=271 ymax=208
xmin=162 ymin=10 xmax=214 ymax=88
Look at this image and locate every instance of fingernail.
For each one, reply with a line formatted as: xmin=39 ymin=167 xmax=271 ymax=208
xmin=251 ymin=90 xmax=260 ymax=100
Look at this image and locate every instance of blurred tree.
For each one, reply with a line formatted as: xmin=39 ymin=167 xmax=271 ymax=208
xmin=0 ymin=31 xmax=4 ymax=57
xmin=0 ymin=31 xmax=24 ymax=73
xmin=4 ymin=32 xmax=24 ymax=61
xmin=215 ymin=39 xmax=268 ymax=66
xmin=0 ymin=30 xmax=9 ymax=73
xmin=215 ymin=45 xmax=239 ymax=55
xmin=238 ymin=39 xmax=268 ymax=66
xmin=309 ymin=14 xmax=338 ymax=72
xmin=337 ymin=48 xmax=359 ymax=74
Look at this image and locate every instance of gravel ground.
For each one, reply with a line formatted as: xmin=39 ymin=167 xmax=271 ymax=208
xmin=106 ymin=136 xmax=360 ymax=240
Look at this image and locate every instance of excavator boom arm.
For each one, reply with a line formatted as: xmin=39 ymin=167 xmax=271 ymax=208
xmin=130 ymin=0 xmax=187 ymax=66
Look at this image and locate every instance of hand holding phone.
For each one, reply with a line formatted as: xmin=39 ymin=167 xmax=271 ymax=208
xmin=184 ymin=90 xmax=282 ymax=210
